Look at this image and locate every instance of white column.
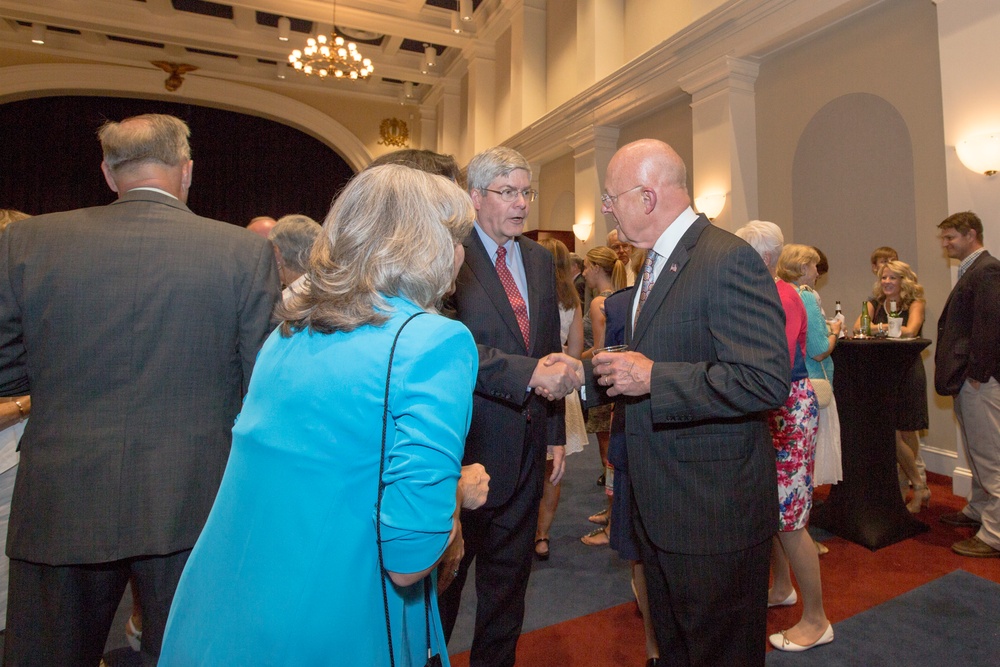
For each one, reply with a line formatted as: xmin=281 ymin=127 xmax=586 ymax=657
xmin=418 ymin=106 xmax=437 ymax=152
xmin=678 ymin=57 xmax=761 ymax=231
xmin=463 ymin=43 xmax=497 ymax=156
xmin=569 ymin=126 xmax=620 ymax=254
xmin=508 ymin=0 xmax=547 ymax=131
xmin=576 ymin=0 xmax=624 ymax=89
xmin=439 ymin=82 xmax=463 ymax=160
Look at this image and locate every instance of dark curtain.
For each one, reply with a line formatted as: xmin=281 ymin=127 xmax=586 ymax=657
xmin=0 ymin=96 xmax=355 ymax=226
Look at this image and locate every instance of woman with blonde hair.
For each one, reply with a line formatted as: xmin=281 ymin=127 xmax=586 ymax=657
xmin=853 ymin=260 xmax=930 ymax=512
xmin=533 ymin=238 xmax=587 ymax=560
xmin=580 ymin=246 xmax=626 ymax=545
xmin=161 ymin=165 xmax=487 ymax=666
xmin=767 ymin=242 xmax=837 ymax=652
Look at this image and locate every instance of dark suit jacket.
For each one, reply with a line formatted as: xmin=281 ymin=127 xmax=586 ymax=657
xmin=446 ymin=231 xmax=564 ymax=509
xmin=935 ymin=250 xmax=1000 ymax=396
xmin=585 ymin=215 xmax=788 ymax=554
xmin=0 ymin=189 xmax=279 ymax=564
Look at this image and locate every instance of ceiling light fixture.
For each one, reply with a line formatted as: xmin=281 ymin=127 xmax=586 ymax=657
xmin=277 ymin=17 xmax=290 ymax=42
xmin=399 ymin=81 xmax=415 ymax=105
xmin=460 ymin=0 xmax=473 ymax=22
xmin=31 ymin=23 xmax=45 ymax=45
xmin=422 ymin=45 xmax=436 ymax=74
xmin=451 ymin=11 xmax=462 ymax=34
xmin=288 ymin=0 xmax=373 ymax=80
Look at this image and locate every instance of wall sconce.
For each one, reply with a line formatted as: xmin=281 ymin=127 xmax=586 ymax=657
xmin=573 ymin=222 xmax=593 ymax=242
xmin=31 ymin=23 xmax=46 ymax=45
xmin=694 ymin=193 xmax=726 ymax=220
xmin=956 ymin=133 xmax=1000 ymax=176
xmin=277 ymin=17 xmax=291 ymax=42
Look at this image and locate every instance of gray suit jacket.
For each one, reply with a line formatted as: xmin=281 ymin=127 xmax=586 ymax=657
xmin=586 ymin=216 xmax=788 ymax=554
xmin=934 ymin=250 xmax=1000 ymax=396
xmin=445 ymin=232 xmax=564 ymax=509
xmin=0 ymin=189 xmax=279 ymax=564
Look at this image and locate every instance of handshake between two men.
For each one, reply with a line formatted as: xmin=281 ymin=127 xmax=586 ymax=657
xmin=530 ymin=349 xmax=655 ymax=401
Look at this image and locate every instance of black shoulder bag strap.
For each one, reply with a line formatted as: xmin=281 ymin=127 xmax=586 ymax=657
xmin=375 ymin=312 xmax=442 ymax=667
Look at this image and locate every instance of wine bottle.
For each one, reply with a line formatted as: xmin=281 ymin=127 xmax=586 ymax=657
xmin=834 ymin=301 xmax=845 ymax=338
xmin=860 ymin=301 xmax=871 ymax=337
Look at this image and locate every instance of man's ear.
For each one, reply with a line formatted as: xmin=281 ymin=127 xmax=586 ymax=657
xmin=182 ymin=160 xmax=193 ymax=189
xmin=100 ymin=161 xmax=119 ymax=194
xmin=469 ymin=187 xmax=483 ymax=213
xmin=641 ymin=189 xmax=656 ymax=214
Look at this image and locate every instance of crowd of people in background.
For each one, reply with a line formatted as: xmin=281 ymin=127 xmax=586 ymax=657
xmin=0 ymin=113 xmax=997 ymax=667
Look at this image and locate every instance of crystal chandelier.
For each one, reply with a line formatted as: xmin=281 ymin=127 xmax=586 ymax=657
xmin=288 ymin=0 xmax=374 ymax=80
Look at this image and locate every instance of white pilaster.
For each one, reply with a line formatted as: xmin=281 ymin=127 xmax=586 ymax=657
xmin=569 ymin=126 xmax=620 ymax=254
xmin=463 ymin=43 xmax=497 ymax=156
xmin=678 ymin=56 xmax=761 ymax=231
xmin=508 ymin=0 xmax=546 ymax=131
xmin=576 ymin=0 xmax=624 ymax=90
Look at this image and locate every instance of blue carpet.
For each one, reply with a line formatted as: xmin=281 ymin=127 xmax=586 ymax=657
xmin=448 ymin=435 xmax=634 ymax=654
xmin=766 ymin=570 xmax=1000 ymax=666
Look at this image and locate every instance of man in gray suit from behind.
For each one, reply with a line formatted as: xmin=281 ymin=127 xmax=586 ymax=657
xmin=586 ymin=139 xmax=789 ymax=666
xmin=0 ymin=114 xmax=279 ymax=665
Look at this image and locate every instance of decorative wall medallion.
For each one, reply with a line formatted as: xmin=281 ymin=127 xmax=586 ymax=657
xmin=378 ymin=118 xmax=409 ymax=147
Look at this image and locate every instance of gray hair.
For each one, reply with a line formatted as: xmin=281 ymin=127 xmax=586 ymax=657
xmin=269 ymin=215 xmax=321 ymax=274
xmin=466 ymin=146 xmax=531 ymax=192
xmin=98 ymin=114 xmax=191 ymax=175
xmin=734 ymin=220 xmax=784 ymax=270
xmin=278 ymin=164 xmax=475 ymax=335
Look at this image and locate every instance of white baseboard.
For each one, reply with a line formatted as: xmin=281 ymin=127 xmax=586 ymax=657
xmin=921 ymin=443 xmax=971 ymax=498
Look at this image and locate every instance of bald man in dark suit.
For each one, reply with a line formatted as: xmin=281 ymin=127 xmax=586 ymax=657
xmin=0 ymin=114 xmax=279 ymax=665
xmin=584 ymin=139 xmax=789 ymax=666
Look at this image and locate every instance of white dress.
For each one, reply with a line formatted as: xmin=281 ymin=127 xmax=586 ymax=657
xmin=552 ymin=305 xmax=588 ymax=457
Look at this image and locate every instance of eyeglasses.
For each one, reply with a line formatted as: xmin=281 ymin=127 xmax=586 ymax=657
xmin=601 ymin=184 xmax=642 ymax=207
xmin=481 ymin=187 xmax=538 ymax=203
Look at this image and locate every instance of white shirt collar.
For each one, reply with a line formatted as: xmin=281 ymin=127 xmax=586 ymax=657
xmin=126 ymin=186 xmax=178 ymax=200
xmin=648 ymin=206 xmax=699 ymax=279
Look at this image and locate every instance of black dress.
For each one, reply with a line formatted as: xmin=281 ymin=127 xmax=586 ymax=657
xmin=870 ymin=298 xmax=929 ymax=431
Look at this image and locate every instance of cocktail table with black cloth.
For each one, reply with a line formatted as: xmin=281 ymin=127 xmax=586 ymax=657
xmin=811 ymin=338 xmax=931 ymax=550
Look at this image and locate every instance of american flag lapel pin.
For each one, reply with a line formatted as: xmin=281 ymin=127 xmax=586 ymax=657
xmin=669 ymin=263 xmax=678 ymax=272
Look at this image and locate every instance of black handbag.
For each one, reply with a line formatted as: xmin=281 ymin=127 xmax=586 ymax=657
xmin=375 ymin=312 xmax=442 ymax=667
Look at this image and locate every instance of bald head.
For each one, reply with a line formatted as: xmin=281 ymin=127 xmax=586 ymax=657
xmin=247 ymin=216 xmax=277 ymax=238
xmin=602 ymin=139 xmax=690 ymax=248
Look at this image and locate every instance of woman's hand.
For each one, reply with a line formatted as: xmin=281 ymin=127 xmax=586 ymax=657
xmin=436 ymin=518 xmax=464 ymax=594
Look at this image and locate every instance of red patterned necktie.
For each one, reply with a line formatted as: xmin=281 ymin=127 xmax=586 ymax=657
xmin=634 ymin=250 xmax=659 ymax=327
xmin=495 ymin=245 xmax=530 ymax=348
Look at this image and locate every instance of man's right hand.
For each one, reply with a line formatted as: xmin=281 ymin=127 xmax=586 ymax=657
xmin=458 ymin=463 xmax=490 ymax=510
xmin=529 ymin=353 xmax=583 ymax=400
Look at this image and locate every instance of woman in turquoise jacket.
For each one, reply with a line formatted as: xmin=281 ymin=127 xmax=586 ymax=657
xmin=160 ymin=165 xmax=483 ymax=666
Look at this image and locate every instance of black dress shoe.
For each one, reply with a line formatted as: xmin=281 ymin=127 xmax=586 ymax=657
xmin=940 ymin=511 xmax=982 ymax=528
